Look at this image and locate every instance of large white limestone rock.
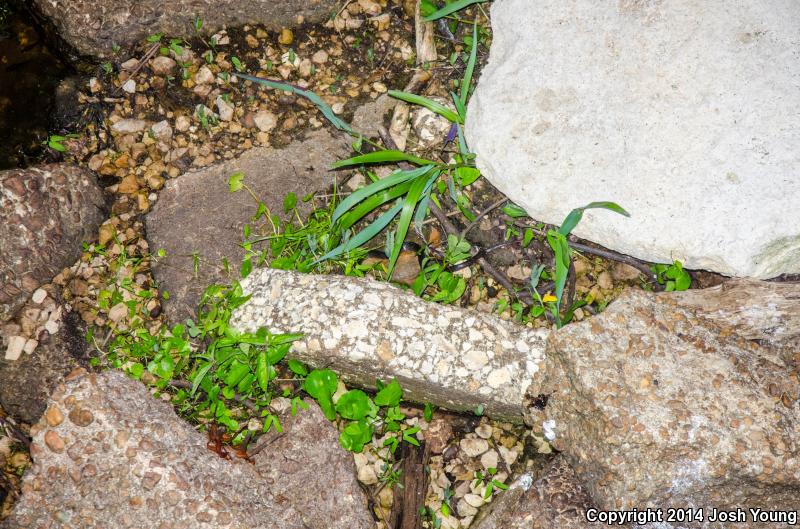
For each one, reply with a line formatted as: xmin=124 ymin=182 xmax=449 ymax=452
xmin=465 ymin=0 xmax=800 ymax=279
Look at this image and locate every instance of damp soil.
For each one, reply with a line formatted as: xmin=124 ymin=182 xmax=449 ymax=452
xmin=0 ymin=2 xmax=71 ymax=169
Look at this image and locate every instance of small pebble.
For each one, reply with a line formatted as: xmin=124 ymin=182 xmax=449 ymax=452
xmin=32 ymin=288 xmax=47 ymax=304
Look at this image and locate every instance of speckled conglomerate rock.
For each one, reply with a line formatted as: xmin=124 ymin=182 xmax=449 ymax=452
xmin=3 ymin=369 xmax=375 ymax=529
xmin=525 ymin=281 xmax=800 ymax=527
xmin=31 ymin=0 xmax=339 ymax=58
xmin=0 ymin=164 xmax=105 ymax=323
xmin=473 ymin=455 xmax=597 ymax=529
xmin=230 ymin=268 xmax=548 ymax=421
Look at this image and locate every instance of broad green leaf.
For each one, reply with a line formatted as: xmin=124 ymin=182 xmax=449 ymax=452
xmin=224 ymin=360 xmax=250 ymax=387
xmin=374 ymin=379 xmax=403 ymax=407
xmin=228 ymin=171 xmax=244 ymax=192
xmin=267 ymin=343 xmax=291 ymax=364
xmin=335 ymin=389 xmax=373 ymax=420
xmin=128 ymin=363 xmax=144 ymax=379
xmin=287 ymin=359 xmax=308 ymax=376
xmin=331 ymin=150 xmax=435 ymax=169
xmin=455 ymin=166 xmax=481 ymax=187
xmin=388 ymin=90 xmax=462 ymax=124
xmin=303 ymin=369 xmax=338 ymax=397
xmin=501 ymin=203 xmax=528 ymax=218
xmin=240 ymin=257 xmax=252 ymax=278
xmin=303 ymin=369 xmax=338 ymax=421
xmin=339 ymin=419 xmax=374 ymax=452
xmin=283 ymin=192 xmax=297 ymax=213
xmin=423 ymin=0 xmax=487 ymax=21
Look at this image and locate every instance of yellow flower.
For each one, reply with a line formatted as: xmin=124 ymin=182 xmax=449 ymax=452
xmin=542 ymin=294 xmax=557 ymax=303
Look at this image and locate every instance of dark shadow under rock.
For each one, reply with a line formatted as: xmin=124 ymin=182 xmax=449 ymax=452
xmin=145 ymin=128 xmax=351 ymax=324
xmin=0 ymin=308 xmax=88 ymax=424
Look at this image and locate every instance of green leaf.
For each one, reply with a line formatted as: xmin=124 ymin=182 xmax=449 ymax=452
xmin=388 ymin=90 xmax=462 ymax=124
xmin=546 ymin=230 xmax=571 ymax=323
xmin=374 ymin=379 xmax=403 ymax=407
xmin=423 ymin=0 xmax=487 ymax=21
xmin=331 ymin=150 xmax=435 ymax=169
xmin=288 ymin=359 xmax=308 ymax=376
xmin=335 ymin=389 xmax=373 ymax=420
xmin=501 ymin=203 xmax=528 ymax=218
xmin=228 ymin=171 xmax=244 ymax=192
xmin=128 ymin=363 xmax=144 ymax=379
xmin=558 ymin=201 xmax=630 ymax=236
xmin=455 ymin=166 xmax=481 ymax=187
xmin=388 ymin=170 xmax=439 ymax=278
xmin=304 ymin=369 xmax=338 ymax=397
xmin=337 ymin=180 xmax=413 ymax=230
xmin=315 ymin=201 xmax=403 ymax=264
xmin=339 ymin=419 xmax=374 ymax=452
xmin=191 ymin=362 xmax=213 ymax=396
xmin=283 ymin=192 xmax=297 ymax=213
xmin=256 ymin=351 xmax=269 ymax=391
xmin=240 ymin=257 xmax=253 ymax=278
xmin=332 ymin=165 xmax=433 ymax=224
xmin=224 ymin=360 xmax=250 ymax=387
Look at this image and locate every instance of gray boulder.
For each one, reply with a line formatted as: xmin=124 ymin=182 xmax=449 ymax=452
xmin=31 ymin=0 xmax=339 ymax=58
xmin=3 ymin=369 xmax=374 ymax=529
xmin=466 ymin=0 xmax=800 ymax=278
xmin=524 ymin=280 xmax=800 ymax=527
xmin=146 ymin=129 xmax=350 ymax=323
xmin=230 ymin=268 xmax=548 ymax=421
xmin=0 ymin=164 xmax=105 ymax=323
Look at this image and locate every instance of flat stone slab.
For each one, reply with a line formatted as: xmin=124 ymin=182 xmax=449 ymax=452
xmin=466 ymin=0 xmax=800 ymax=278
xmin=146 ymin=129 xmax=350 ymax=323
xmin=231 ymin=268 xmax=548 ymax=420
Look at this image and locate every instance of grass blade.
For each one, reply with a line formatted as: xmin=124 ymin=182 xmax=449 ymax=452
xmin=423 ymin=0 xmax=488 ymax=21
xmin=388 ymin=90 xmax=462 ymax=124
xmin=237 ymin=73 xmax=353 ymax=134
xmin=338 ymin=181 xmax=414 ymax=230
xmin=388 ymin=171 xmax=436 ymax=277
xmin=559 ymin=201 xmax=630 ymax=236
xmin=315 ymin=202 xmax=403 ymax=263
xmin=332 ymin=165 xmax=433 ymax=224
xmin=331 ymin=150 xmax=436 ymax=168
xmin=460 ymin=21 xmax=479 ymax=107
